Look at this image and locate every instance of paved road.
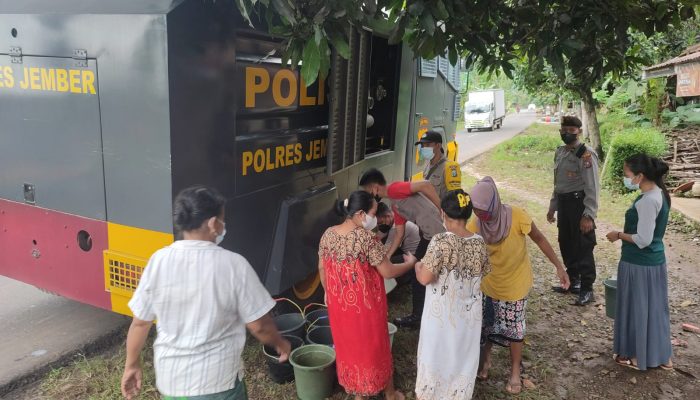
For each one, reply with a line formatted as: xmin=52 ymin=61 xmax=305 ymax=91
xmin=456 ymin=111 xmax=537 ymax=165
xmin=0 ymin=276 xmax=129 ymax=395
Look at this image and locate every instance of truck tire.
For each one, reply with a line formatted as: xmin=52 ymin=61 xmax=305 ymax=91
xmin=467 ymin=128 xmax=472 ymax=132
xmin=287 ymin=272 xmax=325 ymax=308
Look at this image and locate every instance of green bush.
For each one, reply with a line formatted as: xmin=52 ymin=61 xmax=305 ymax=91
xmin=598 ymin=111 xmax=638 ymax=150
xmin=603 ymin=127 xmax=667 ymax=188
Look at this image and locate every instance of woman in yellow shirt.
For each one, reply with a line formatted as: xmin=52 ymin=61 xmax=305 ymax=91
xmin=467 ymin=177 xmax=569 ymax=395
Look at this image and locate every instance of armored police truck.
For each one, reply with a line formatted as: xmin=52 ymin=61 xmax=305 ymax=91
xmin=0 ymin=0 xmax=462 ymax=315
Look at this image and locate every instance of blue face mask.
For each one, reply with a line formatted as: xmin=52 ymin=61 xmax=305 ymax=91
xmin=623 ymin=176 xmax=639 ymax=191
xmin=420 ymin=146 xmax=434 ymax=160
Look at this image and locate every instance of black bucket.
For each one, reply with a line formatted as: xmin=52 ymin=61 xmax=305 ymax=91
xmin=273 ymin=313 xmax=306 ymax=339
xmin=305 ymin=309 xmax=330 ymax=329
xmin=306 ymin=326 xmax=334 ymax=347
xmin=263 ymin=335 xmax=304 ymax=384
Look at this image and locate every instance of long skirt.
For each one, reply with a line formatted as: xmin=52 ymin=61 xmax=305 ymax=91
xmin=613 ymin=260 xmax=672 ymax=370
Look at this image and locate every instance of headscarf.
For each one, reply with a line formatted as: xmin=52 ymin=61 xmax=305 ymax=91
xmin=470 ymin=176 xmax=512 ymax=244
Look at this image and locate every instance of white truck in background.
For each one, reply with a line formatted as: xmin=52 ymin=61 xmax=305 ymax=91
xmin=464 ymin=89 xmax=506 ymax=132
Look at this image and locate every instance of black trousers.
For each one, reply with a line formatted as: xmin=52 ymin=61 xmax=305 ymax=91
xmin=409 ymin=236 xmax=430 ymax=316
xmin=557 ymin=195 xmax=597 ymax=291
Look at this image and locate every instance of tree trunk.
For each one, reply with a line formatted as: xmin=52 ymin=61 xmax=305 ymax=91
xmin=558 ymin=95 xmax=563 ymax=116
xmin=580 ymin=100 xmax=589 ymax=141
xmin=582 ymin=91 xmax=603 ymax=159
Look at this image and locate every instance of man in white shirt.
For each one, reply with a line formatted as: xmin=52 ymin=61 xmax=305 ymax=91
xmin=121 ymin=185 xmax=290 ymax=400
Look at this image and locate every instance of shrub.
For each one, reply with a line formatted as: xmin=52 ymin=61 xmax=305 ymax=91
xmin=603 ymin=127 xmax=667 ymax=188
xmin=598 ymin=111 xmax=638 ymax=150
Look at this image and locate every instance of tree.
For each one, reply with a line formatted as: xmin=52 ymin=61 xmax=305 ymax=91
xmin=499 ymin=0 xmax=696 ymax=158
xmin=233 ymin=0 xmax=521 ymax=84
xmin=236 ymin=0 xmax=696 ymax=157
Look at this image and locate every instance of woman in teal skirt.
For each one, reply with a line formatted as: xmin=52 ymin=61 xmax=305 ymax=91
xmin=605 ymin=153 xmax=673 ymax=371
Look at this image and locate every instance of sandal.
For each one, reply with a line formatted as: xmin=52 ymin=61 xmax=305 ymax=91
xmin=506 ymin=379 xmax=522 ymax=395
xmin=613 ymin=354 xmax=639 ymax=370
xmin=659 ymin=363 xmax=674 ymax=371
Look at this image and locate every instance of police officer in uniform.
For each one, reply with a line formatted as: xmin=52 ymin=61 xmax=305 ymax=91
xmin=548 ymin=116 xmax=600 ymax=305
xmin=415 ymin=130 xmax=462 ymax=199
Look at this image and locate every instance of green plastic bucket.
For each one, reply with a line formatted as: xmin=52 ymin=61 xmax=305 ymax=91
xmin=603 ymin=279 xmax=617 ymax=319
xmin=289 ymin=344 xmax=336 ymax=400
xmin=388 ymin=322 xmax=397 ymax=348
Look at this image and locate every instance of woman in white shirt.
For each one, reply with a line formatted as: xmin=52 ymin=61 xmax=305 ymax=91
xmin=121 ymin=185 xmax=290 ymax=400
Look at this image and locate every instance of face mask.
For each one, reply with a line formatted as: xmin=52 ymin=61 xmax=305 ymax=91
xmin=560 ymin=133 xmax=578 ymax=144
xmin=362 ymin=214 xmax=378 ymax=231
xmin=474 ymin=210 xmax=492 ymax=221
xmin=623 ymin=176 xmax=640 ymax=191
xmin=419 ymin=146 xmax=434 ymax=160
xmin=377 ymin=223 xmax=392 ymax=233
xmin=215 ymin=219 xmax=226 ymax=245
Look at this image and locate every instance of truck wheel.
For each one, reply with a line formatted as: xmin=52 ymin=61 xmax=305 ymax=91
xmin=467 ymin=128 xmax=472 ymax=132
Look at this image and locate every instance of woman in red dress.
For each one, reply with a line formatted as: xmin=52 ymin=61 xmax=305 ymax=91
xmin=318 ymin=190 xmax=416 ymax=400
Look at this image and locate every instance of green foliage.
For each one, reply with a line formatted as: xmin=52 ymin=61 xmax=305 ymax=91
xmin=640 ymin=78 xmax=667 ymax=124
xmin=598 ymin=111 xmax=639 ymax=150
xmin=604 ymin=127 xmax=667 ymax=187
xmin=513 ymin=59 xmax=569 ymax=106
xmin=235 ymin=0 xmax=696 ymax=87
xmin=661 ymin=103 xmax=700 ymax=127
xmin=594 ymin=78 xmax=647 ymax=110
xmin=596 ymin=77 xmax=668 ymax=138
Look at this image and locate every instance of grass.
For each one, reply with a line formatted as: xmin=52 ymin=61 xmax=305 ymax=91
xmin=669 ymin=210 xmax=700 ymax=236
xmin=39 ymin=348 xmax=158 ymax=400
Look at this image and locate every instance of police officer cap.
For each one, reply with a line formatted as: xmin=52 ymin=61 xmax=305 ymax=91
xmin=415 ymin=130 xmax=443 ymax=145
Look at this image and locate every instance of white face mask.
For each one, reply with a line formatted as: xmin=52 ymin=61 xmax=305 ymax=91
xmin=419 ymin=146 xmax=434 ymax=160
xmin=362 ymin=214 xmax=378 ymax=231
xmin=215 ymin=219 xmax=226 ymax=245
xmin=623 ymin=176 xmax=640 ymax=191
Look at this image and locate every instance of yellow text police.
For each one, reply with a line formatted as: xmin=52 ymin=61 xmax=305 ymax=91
xmin=0 ymin=66 xmax=96 ymax=94
xmin=242 ymin=138 xmax=327 ymax=176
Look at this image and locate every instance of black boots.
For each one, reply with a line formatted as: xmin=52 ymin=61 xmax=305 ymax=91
xmin=575 ymin=290 xmax=595 ymax=306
